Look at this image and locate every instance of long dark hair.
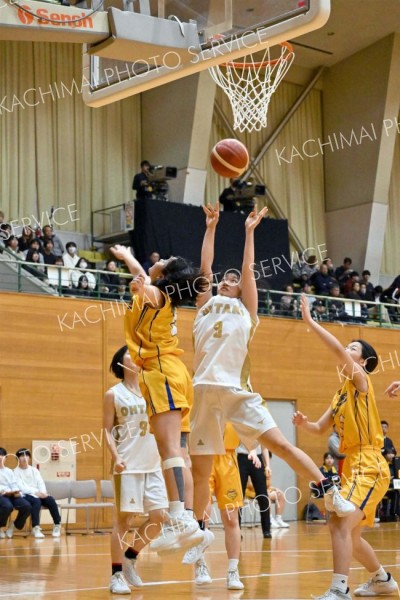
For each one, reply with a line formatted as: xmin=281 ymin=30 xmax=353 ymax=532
xmin=154 ymin=257 xmax=209 ymax=307
xmin=110 ymin=345 xmax=129 ymax=380
xmin=352 ymin=339 xmax=379 ymax=373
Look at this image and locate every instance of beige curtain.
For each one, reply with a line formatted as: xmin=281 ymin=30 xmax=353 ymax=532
xmin=381 ymin=125 xmax=400 ymax=276
xmin=0 ymin=41 xmax=141 ymax=234
xmin=206 ymin=82 xmax=325 ymax=251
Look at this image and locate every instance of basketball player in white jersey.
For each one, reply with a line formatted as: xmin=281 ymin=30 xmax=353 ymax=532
xmin=190 ymin=203 xmax=356 ymax=536
xmin=104 ymin=345 xmax=168 ymax=594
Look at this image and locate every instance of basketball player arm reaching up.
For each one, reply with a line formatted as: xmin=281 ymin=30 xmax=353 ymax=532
xmin=110 ymin=244 xmax=164 ymax=308
xmin=197 ymin=202 xmax=220 ymax=309
xmin=299 ymin=294 xmax=368 ymax=393
xmin=241 ymin=206 xmax=268 ymax=321
xmin=103 ymin=389 xmax=126 ymax=473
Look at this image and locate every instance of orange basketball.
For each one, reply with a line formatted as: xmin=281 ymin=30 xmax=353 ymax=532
xmin=210 ymin=138 xmax=249 ymax=178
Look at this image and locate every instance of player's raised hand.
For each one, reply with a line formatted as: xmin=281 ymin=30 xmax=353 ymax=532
xmin=245 ymin=206 xmax=268 ymax=231
xmin=300 ymin=294 xmax=313 ymax=324
xmin=384 ymin=381 xmax=400 ymax=398
xmin=110 ymin=244 xmax=130 ymax=261
xmin=292 ymin=411 xmax=308 ymax=427
xmin=203 ymin=202 xmax=220 ymax=229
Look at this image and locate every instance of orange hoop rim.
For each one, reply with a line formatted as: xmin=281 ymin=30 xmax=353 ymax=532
xmin=220 ymin=42 xmax=294 ymax=69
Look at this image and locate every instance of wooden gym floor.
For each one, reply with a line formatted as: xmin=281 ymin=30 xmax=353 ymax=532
xmin=0 ymin=522 xmax=399 ymax=599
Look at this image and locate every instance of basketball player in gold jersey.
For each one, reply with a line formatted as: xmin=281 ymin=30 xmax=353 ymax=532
xmin=110 ymin=245 xmax=207 ymax=552
xmin=293 ymin=295 xmax=398 ymax=599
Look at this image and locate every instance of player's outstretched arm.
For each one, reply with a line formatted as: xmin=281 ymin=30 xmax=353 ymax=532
xmin=197 ymin=202 xmax=220 ymax=309
xmin=241 ymin=206 xmax=268 ymax=321
xmin=384 ymin=381 xmax=400 ymax=397
xmin=110 ymin=244 xmax=150 ymax=284
xmin=300 ymin=294 xmax=367 ymax=392
xmin=292 ymin=407 xmax=333 ymax=435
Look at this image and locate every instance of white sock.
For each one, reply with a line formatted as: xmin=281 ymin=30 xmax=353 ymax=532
xmin=186 ymin=509 xmax=194 ymax=518
xmin=371 ymin=566 xmax=387 ymax=581
xmin=228 ymin=559 xmax=239 ymax=571
xmin=332 ymin=573 xmax=348 ymax=593
xmin=169 ymin=501 xmax=185 ymax=517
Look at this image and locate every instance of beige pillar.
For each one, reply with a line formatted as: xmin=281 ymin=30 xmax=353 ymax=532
xmin=323 ymin=33 xmax=400 ymax=281
xmin=141 ymin=71 xmax=216 ymax=206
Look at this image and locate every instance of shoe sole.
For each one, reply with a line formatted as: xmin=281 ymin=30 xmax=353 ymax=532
xmin=354 ymin=587 xmax=399 ymax=597
xmin=182 ymin=533 xmax=215 ymax=564
xmin=157 ymin=530 xmax=205 ymax=556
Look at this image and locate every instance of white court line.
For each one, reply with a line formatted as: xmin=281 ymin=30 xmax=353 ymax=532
xmin=0 ymin=552 xmax=109 ymax=560
xmin=1 ymin=563 xmax=399 ymax=598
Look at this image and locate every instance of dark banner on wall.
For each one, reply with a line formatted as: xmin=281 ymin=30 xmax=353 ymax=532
xmin=131 ymin=200 xmax=291 ymax=290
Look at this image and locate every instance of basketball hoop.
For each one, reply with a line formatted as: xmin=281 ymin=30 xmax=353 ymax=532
xmin=208 ymin=42 xmax=295 ymax=133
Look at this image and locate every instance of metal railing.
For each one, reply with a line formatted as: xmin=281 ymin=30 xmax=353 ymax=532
xmin=1 ymin=245 xmax=399 ymax=328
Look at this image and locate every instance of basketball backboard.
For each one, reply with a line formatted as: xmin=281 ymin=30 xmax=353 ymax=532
xmin=82 ymin=0 xmax=330 ymax=107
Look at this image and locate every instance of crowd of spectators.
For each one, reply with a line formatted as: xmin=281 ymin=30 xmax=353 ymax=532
xmin=261 ymin=255 xmax=400 ymax=324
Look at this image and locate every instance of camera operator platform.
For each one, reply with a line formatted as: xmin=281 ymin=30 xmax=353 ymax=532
xmin=219 ymin=179 xmax=265 ymax=216
xmin=132 ymin=161 xmax=177 ymax=202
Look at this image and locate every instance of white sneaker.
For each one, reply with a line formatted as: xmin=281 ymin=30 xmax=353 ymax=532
xmin=109 ymin=572 xmax=131 ymax=594
xmin=324 ymin=486 xmax=356 ymax=517
xmin=182 ymin=529 xmax=215 ymax=564
xmin=270 ymin=517 xmax=280 ymax=529
xmin=6 ymin=523 xmax=14 ymax=539
xmin=32 ymin=526 xmax=45 ymax=539
xmin=0 ymin=530 xmax=5 ymax=539
xmin=151 ymin=512 xmax=204 ymax=554
xmin=354 ymin=573 xmax=398 ymax=596
xmin=122 ymin=557 xmax=143 ymax=587
xmin=227 ymin=569 xmax=244 ymax=590
xmin=195 ymin=560 xmax=212 ymax=585
xmin=275 ymin=516 xmax=290 ymax=528
xmin=312 ymin=588 xmax=351 ymax=599
xmin=52 ymin=524 xmax=61 ymax=537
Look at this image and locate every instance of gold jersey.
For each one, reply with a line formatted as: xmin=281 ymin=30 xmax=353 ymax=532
xmin=125 ymin=292 xmax=183 ymax=364
xmin=331 ymin=375 xmax=384 ymax=455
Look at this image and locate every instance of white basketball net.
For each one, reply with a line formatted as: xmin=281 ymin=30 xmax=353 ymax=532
xmin=209 ymin=43 xmax=295 ymax=133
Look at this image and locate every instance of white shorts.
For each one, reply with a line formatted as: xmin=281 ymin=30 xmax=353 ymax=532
xmin=189 ymin=384 xmax=277 ymax=455
xmin=114 ymin=470 xmax=168 ymax=514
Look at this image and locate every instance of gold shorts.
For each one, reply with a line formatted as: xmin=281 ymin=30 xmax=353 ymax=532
xmin=209 ymin=450 xmax=243 ymax=510
xmin=139 ymin=354 xmax=193 ymax=433
xmin=341 ymin=449 xmax=390 ymax=527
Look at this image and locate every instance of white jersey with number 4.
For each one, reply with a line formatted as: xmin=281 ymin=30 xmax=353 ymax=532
xmin=193 ymin=295 xmax=258 ymax=389
xmin=111 ymin=382 xmax=161 ymax=474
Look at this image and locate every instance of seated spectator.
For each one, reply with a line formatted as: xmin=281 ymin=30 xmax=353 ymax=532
xmin=39 ymin=225 xmax=64 ymax=257
xmin=40 ymin=239 xmax=57 ymax=265
xmin=328 ymin=283 xmax=347 ymax=321
xmin=4 ymin=235 xmax=24 ymax=259
xmin=322 ymin=257 xmax=335 ymax=276
xmin=74 ymin=275 xmax=92 ymax=296
xmin=14 ymin=449 xmax=61 ymax=538
xmin=311 ymin=299 xmax=327 ymax=321
xmin=310 ymin=263 xmax=337 ymax=296
xmin=47 ymin=256 xmax=71 ymax=291
xmin=369 ymin=285 xmax=391 ymax=323
xmin=24 ymin=249 xmax=48 ymax=281
xmin=100 ymin=260 xmax=121 ymax=297
xmin=142 ymin=251 xmax=160 ymax=275
xmin=23 ymin=238 xmax=45 ymax=263
xmin=343 ymin=271 xmax=360 ymax=296
xmin=279 ymin=285 xmax=297 ymax=316
xmin=18 ymin=227 xmax=35 ymax=252
xmin=292 ymin=253 xmax=318 ymax=284
xmin=380 ymin=284 xmax=400 ymax=323
xmin=302 ymin=281 xmax=316 ymax=307
xmin=360 ymin=270 xmax=375 ymax=301
xmin=0 ymin=223 xmax=12 ymax=241
xmin=320 ymin=452 xmax=339 ymax=483
xmin=0 ymin=447 xmax=31 ymax=539
xmin=345 ymin=280 xmax=361 ymax=300
xmin=335 ymin=257 xmax=353 ymax=288
xmin=71 ymin=258 xmax=96 ymax=290
xmin=62 ymin=242 xmax=81 ymax=269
